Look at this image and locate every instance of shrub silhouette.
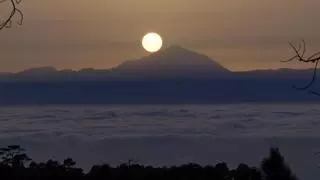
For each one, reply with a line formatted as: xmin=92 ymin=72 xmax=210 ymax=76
xmin=261 ymin=148 xmax=297 ymax=180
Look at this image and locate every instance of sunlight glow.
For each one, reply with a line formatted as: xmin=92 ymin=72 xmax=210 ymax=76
xmin=142 ymin=32 xmax=163 ymax=53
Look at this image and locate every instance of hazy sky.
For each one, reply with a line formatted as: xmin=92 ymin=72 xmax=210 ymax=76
xmin=1 ymin=0 xmax=320 ymax=72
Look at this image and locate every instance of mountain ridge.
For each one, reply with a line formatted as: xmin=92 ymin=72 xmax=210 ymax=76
xmin=0 ymin=45 xmax=316 ymax=81
xmin=0 ymin=45 xmax=318 ymax=104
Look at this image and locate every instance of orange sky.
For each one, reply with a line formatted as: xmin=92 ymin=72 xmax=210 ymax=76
xmin=0 ymin=0 xmax=320 ymax=72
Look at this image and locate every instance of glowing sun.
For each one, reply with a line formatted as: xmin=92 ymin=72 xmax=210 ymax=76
xmin=142 ymin=32 xmax=163 ymax=53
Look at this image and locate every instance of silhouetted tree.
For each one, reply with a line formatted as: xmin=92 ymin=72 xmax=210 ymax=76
xmin=233 ymin=164 xmax=262 ymax=180
xmin=63 ymin=158 xmax=76 ymax=169
xmin=0 ymin=0 xmax=23 ymax=31
xmin=87 ymin=164 xmax=112 ymax=180
xmin=214 ymin=162 xmax=230 ymax=180
xmin=0 ymin=145 xmax=31 ymax=168
xmin=261 ymin=148 xmax=297 ymax=180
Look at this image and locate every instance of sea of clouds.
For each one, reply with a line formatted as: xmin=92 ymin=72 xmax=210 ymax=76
xmin=0 ymin=104 xmax=320 ymax=179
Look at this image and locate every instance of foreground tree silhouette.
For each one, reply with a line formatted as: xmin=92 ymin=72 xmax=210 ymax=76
xmin=0 ymin=145 xmax=31 ymax=168
xmin=261 ymin=148 xmax=297 ymax=180
xmin=0 ymin=145 xmax=298 ymax=180
xmin=232 ymin=164 xmax=262 ymax=180
xmin=63 ymin=158 xmax=76 ymax=169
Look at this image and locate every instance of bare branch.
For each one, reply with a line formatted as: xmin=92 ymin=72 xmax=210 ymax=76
xmin=308 ymin=90 xmax=320 ymax=96
xmin=308 ymin=51 xmax=320 ymax=61
xmin=284 ymin=40 xmax=320 ymax=96
xmin=293 ymin=60 xmax=319 ymax=90
xmin=281 ymin=40 xmax=306 ymax=62
xmin=0 ymin=0 xmax=23 ymax=31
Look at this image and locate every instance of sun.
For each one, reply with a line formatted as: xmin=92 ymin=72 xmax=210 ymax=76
xmin=142 ymin=32 xmax=163 ymax=53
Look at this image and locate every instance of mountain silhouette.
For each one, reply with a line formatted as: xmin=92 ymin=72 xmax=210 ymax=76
xmin=112 ymin=45 xmax=231 ymax=78
xmin=0 ymin=45 xmax=315 ymax=81
xmin=0 ymin=44 xmax=319 ymax=104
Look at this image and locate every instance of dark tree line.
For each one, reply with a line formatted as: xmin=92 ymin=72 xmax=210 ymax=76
xmin=0 ymin=145 xmax=297 ymax=180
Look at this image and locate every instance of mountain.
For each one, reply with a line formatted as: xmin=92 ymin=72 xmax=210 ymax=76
xmin=0 ymin=45 xmax=315 ymax=81
xmin=0 ymin=45 xmax=319 ymax=104
xmin=112 ymin=45 xmax=231 ymax=78
xmin=0 ymin=46 xmax=232 ymax=81
xmin=237 ymin=68 xmax=316 ymax=80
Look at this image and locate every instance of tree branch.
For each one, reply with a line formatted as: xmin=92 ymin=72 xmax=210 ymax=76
xmin=283 ymin=40 xmax=320 ymax=95
xmin=0 ymin=0 xmax=23 ymax=31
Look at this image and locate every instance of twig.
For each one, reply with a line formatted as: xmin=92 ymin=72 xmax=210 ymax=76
xmin=283 ymin=40 xmax=320 ymax=95
xmin=0 ymin=0 xmax=23 ymax=31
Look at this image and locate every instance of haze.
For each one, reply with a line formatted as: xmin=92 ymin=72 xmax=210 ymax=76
xmin=0 ymin=0 xmax=320 ymax=72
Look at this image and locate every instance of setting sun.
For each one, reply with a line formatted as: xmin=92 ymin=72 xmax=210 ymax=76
xmin=142 ymin=32 xmax=163 ymax=53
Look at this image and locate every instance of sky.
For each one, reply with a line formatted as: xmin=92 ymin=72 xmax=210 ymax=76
xmin=0 ymin=0 xmax=320 ymax=72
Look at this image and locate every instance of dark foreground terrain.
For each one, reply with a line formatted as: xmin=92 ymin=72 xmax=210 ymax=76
xmin=0 ymin=145 xmax=297 ymax=180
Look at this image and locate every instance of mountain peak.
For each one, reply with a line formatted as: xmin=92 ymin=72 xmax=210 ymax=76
xmin=113 ymin=45 xmax=231 ymax=78
xmin=155 ymin=44 xmax=198 ymax=55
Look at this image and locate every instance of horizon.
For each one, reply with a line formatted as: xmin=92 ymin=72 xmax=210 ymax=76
xmin=0 ymin=45 xmax=317 ymax=74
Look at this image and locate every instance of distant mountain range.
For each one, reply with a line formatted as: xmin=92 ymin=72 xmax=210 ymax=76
xmin=0 ymin=45 xmax=318 ymax=104
xmin=0 ymin=45 xmax=315 ymax=81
